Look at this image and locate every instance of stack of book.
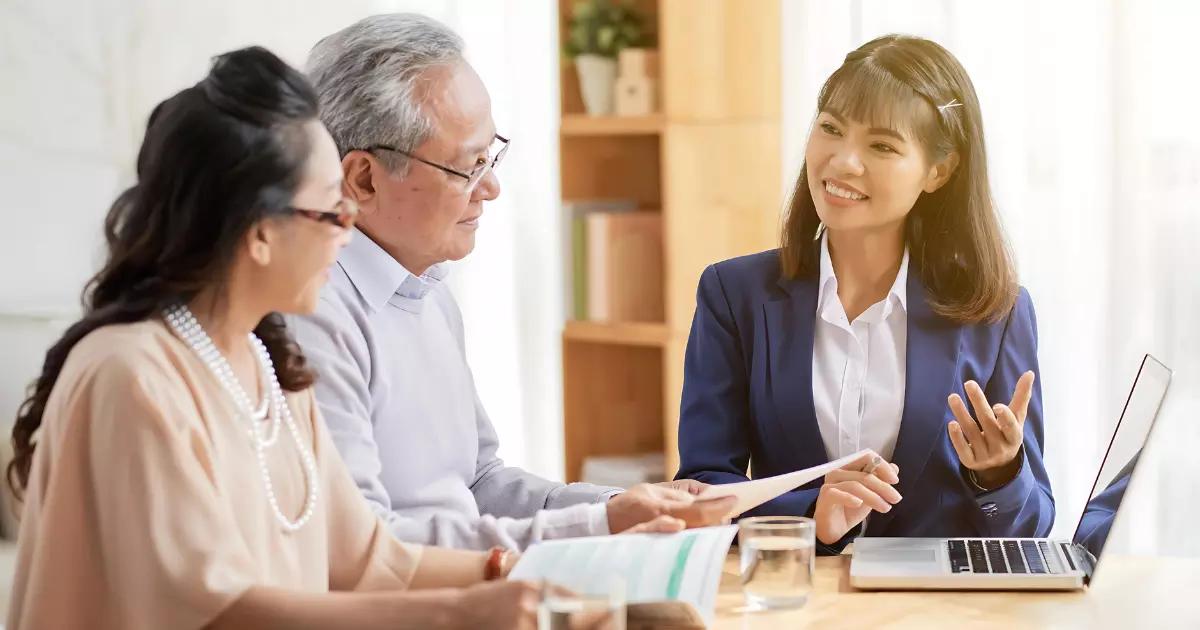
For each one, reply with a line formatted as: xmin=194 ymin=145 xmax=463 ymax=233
xmin=580 ymin=453 xmax=667 ymax=488
xmin=565 ymin=200 xmax=664 ymax=323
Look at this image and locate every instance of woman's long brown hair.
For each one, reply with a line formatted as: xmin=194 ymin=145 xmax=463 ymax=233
xmin=780 ymin=34 xmax=1017 ymax=324
xmin=7 ymin=47 xmax=319 ymax=497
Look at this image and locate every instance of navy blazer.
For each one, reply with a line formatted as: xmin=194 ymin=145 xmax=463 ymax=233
xmin=675 ymin=249 xmax=1055 ymax=552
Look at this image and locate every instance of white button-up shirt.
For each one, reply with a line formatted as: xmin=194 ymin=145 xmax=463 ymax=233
xmin=812 ymin=235 xmax=909 ymax=462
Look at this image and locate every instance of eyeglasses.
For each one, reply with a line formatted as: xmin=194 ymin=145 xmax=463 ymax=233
xmin=356 ymin=134 xmax=509 ymax=192
xmin=283 ymin=197 xmax=359 ymax=229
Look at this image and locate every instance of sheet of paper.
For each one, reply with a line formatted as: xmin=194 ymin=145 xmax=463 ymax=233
xmin=508 ymin=525 xmax=740 ymax=626
xmin=696 ymin=449 xmax=873 ymax=517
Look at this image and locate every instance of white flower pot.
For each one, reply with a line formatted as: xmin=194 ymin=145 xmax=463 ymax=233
xmin=575 ymin=54 xmax=618 ymax=116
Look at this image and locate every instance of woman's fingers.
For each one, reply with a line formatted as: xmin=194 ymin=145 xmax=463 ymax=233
xmin=822 ymin=485 xmax=865 ymax=508
xmin=1009 ymin=371 xmax=1036 ymax=422
xmin=993 ymin=403 xmax=1024 ymax=446
xmin=948 ymin=420 xmax=976 ymax=467
xmin=857 ymin=473 xmax=903 ymax=505
xmin=831 ymin=450 xmax=899 ymax=484
xmin=830 ymin=480 xmax=898 ymax=513
xmin=949 ymin=393 xmax=985 ymax=446
xmin=965 ymin=381 xmax=997 ymax=434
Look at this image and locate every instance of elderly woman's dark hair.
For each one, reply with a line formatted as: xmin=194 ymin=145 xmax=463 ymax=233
xmin=9 ymin=46 xmax=320 ymax=495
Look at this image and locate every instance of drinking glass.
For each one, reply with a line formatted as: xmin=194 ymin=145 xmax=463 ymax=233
xmin=738 ymin=516 xmax=816 ymax=610
xmin=538 ymin=577 xmax=626 ymax=630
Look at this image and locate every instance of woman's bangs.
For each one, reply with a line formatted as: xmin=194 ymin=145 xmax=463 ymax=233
xmin=818 ymin=61 xmax=933 ymax=138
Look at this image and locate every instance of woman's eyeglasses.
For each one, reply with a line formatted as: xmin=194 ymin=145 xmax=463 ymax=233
xmin=283 ymin=197 xmax=359 ymax=229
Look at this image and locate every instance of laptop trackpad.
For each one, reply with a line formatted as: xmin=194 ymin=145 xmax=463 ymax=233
xmin=873 ymin=549 xmax=938 ymax=564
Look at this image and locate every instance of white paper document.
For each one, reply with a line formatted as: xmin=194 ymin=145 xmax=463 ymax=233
xmin=508 ymin=525 xmax=740 ymax=626
xmin=696 ymin=449 xmax=872 ymax=518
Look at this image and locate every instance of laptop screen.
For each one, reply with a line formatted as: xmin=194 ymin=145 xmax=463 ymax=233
xmin=1070 ymin=355 xmax=1172 ymax=562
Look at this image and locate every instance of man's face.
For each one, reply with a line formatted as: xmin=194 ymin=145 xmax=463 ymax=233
xmin=348 ymin=61 xmax=501 ymax=274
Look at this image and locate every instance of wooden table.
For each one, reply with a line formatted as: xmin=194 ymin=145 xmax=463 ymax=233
xmin=710 ymin=551 xmax=1200 ymax=629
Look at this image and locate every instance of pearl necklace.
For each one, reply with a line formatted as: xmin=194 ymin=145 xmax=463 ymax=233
xmin=164 ymin=305 xmax=319 ymax=532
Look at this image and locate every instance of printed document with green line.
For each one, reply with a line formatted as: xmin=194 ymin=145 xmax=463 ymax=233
xmin=507 ymin=450 xmax=874 ymax=625
xmin=508 ymin=525 xmax=740 ymax=626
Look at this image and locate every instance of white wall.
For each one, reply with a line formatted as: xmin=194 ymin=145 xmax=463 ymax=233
xmin=0 ymin=0 xmax=565 ymax=480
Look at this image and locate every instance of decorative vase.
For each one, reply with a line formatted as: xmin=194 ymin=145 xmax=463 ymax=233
xmin=575 ymin=54 xmax=618 ymax=116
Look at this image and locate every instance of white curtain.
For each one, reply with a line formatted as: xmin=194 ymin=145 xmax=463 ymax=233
xmin=782 ymin=0 xmax=1200 ymax=555
xmin=0 ymin=0 xmax=564 ymax=480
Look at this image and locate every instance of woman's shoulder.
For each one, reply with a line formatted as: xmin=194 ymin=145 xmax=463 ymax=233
xmin=701 ymin=249 xmax=784 ymax=298
xmin=67 ymin=318 xmax=184 ymax=374
xmin=709 ymin=248 xmax=781 ymax=278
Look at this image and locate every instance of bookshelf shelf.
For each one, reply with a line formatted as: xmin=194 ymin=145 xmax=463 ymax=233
xmin=563 ymin=320 xmax=669 ymax=347
xmin=560 ymin=114 xmax=665 ymax=136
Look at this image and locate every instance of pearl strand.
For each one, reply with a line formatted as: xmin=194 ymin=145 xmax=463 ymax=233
xmin=164 ymin=305 xmax=319 ymax=532
xmin=166 ymin=308 xmax=278 ymax=446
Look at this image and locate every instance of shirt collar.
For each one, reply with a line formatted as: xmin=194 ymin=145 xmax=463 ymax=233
xmin=816 ymin=231 xmax=909 ymax=318
xmin=337 ymin=228 xmax=449 ymax=314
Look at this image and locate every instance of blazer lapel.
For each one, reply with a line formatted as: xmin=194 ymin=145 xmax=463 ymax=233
xmin=761 ymin=275 xmax=828 ymax=472
xmin=869 ymin=272 xmax=962 ymax=533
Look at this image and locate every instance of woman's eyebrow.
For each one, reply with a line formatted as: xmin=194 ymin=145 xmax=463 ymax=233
xmin=826 ymin=109 xmax=908 ymax=142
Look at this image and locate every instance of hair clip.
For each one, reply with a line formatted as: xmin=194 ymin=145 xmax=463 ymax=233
xmin=937 ymin=98 xmax=963 ymax=113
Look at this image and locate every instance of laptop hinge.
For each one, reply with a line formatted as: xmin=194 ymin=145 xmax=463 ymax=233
xmin=1070 ymin=543 xmax=1097 ymax=584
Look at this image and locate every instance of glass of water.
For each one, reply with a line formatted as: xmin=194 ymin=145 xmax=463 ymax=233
xmin=538 ymin=577 xmax=626 ymax=630
xmin=738 ymin=516 xmax=816 ymax=610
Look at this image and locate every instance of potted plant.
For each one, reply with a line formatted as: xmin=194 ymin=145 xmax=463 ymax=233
xmin=563 ymin=0 xmax=646 ymax=116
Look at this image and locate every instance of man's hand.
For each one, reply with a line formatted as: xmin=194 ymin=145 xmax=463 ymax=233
xmin=606 ymin=483 xmax=736 ymax=534
xmin=655 ymin=479 xmax=708 ymax=495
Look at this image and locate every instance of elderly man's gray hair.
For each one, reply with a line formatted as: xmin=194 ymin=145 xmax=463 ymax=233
xmin=306 ymin=13 xmax=465 ymax=173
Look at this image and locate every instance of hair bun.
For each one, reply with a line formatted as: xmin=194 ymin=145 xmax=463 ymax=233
xmin=199 ymin=46 xmax=317 ymax=124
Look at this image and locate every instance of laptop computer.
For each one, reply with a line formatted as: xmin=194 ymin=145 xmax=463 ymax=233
xmin=849 ymin=354 xmax=1173 ymax=590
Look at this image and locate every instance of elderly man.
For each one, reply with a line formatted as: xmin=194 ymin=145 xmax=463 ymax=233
xmin=288 ymin=13 xmax=732 ymax=552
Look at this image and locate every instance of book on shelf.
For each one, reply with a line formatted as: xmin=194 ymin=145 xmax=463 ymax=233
xmin=563 ymin=200 xmax=664 ymax=325
xmin=564 ymin=199 xmax=639 ymax=322
xmin=581 ymin=453 xmax=666 ymax=488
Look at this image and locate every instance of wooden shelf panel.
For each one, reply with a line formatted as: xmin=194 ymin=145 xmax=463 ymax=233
xmin=563 ymin=320 xmax=668 ymax=347
xmin=561 ymin=114 xmax=664 ymax=136
xmin=562 ymin=342 xmax=664 ymax=483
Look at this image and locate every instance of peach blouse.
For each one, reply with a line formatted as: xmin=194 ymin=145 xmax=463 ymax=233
xmin=7 ymin=319 xmax=422 ymax=629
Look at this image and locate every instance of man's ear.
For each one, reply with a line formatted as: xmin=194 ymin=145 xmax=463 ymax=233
xmin=343 ymin=151 xmax=378 ymax=207
xmin=924 ymin=151 xmax=960 ymax=193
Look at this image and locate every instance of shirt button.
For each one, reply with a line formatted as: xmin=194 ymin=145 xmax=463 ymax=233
xmin=982 ymin=502 xmax=998 ymax=517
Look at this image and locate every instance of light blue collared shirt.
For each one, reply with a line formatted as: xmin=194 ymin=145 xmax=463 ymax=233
xmin=285 ymin=229 xmax=617 ymax=551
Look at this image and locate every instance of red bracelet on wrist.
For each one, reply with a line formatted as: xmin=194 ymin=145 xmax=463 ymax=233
xmin=485 ymin=546 xmax=510 ymax=581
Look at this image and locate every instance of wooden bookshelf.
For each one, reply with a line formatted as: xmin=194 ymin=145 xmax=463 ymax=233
xmin=563 ymin=320 xmax=669 ymax=347
xmin=561 ymin=114 xmax=665 ymax=136
xmin=559 ymin=0 xmax=782 ymax=483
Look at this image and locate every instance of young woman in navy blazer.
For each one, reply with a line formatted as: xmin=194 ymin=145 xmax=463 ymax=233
xmin=675 ymin=34 xmax=1054 ymax=554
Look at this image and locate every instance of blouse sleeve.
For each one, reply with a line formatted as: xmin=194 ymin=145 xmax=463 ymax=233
xmin=311 ymin=389 xmax=423 ymax=592
xmin=81 ymin=350 xmax=260 ymax=629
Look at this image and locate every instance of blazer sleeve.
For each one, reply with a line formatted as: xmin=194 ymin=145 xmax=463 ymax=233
xmin=675 ymin=266 xmax=827 ymax=527
xmin=974 ymin=288 xmax=1056 ymax=537
xmin=675 ymin=264 xmax=754 ymax=486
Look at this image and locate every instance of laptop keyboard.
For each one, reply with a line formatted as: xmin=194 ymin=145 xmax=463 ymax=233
xmin=946 ymin=539 xmax=1064 ymax=574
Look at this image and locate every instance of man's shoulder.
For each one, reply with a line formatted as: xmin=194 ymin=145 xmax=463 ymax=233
xmin=286 ymin=265 xmax=371 ymax=347
xmin=320 ymin=263 xmax=369 ymax=316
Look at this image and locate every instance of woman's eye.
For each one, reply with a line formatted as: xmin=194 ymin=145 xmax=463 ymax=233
xmin=872 ymin=142 xmax=897 ymax=154
xmin=820 ymin=122 xmax=841 ymax=135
